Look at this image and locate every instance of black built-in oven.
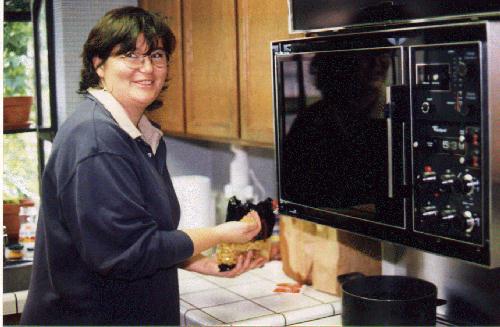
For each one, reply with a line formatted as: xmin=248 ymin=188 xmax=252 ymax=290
xmin=272 ymin=22 xmax=500 ymax=267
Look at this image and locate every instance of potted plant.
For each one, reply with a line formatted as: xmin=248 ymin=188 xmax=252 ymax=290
xmin=3 ymin=96 xmax=33 ymax=129
xmin=3 ymin=20 xmax=34 ymax=130
xmin=3 ymin=177 xmax=35 ymax=243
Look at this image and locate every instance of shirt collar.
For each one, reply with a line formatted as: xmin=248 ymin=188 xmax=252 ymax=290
xmin=88 ymin=88 xmax=163 ymax=154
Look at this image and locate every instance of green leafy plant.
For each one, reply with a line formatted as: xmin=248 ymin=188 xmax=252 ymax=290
xmin=3 ymin=21 xmax=33 ymax=96
xmin=4 ymin=0 xmax=31 ymax=12
xmin=3 ymin=16 xmax=39 ymax=202
xmin=3 ymin=173 xmax=31 ymax=204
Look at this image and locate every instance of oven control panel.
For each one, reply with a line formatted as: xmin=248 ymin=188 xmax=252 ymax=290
xmin=411 ymin=43 xmax=483 ymax=245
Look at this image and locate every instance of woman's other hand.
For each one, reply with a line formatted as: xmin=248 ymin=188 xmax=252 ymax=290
xmin=183 ymin=252 xmax=267 ymax=278
xmin=215 ymin=210 xmax=262 ymax=244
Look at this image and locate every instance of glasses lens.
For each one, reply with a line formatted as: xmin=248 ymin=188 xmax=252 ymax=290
xmin=150 ymin=50 xmax=167 ymax=67
xmin=121 ymin=52 xmax=142 ymax=69
xmin=120 ymin=51 xmax=167 ymax=68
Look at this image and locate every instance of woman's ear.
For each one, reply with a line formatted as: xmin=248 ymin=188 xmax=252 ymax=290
xmin=92 ymin=57 xmax=104 ymax=78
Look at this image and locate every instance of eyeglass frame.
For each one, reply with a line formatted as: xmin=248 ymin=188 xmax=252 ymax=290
xmin=117 ymin=49 xmax=169 ymax=69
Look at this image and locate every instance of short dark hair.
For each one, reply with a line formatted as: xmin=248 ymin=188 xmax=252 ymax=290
xmin=79 ymin=6 xmax=175 ymax=109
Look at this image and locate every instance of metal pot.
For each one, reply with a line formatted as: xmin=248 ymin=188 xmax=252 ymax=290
xmin=337 ymin=272 xmax=446 ymax=326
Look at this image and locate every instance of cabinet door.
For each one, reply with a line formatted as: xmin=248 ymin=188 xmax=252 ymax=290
xmin=238 ymin=0 xmax=293 ymax=145
xmin=139 ymin=0 xmax=184 ymax=133
xmin=183 ymin=0 xmax=239 ymax=139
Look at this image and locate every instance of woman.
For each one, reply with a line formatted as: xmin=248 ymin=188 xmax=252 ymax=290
xmin=21 ymin=7 xmax=265 ymax=325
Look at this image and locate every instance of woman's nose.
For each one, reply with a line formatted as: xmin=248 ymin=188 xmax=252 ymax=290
xmin=139 ymin=56 xmax=154 ymax=73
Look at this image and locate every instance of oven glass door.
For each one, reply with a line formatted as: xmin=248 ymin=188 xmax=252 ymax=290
xmin=277 ymin=47 xmax=406 ymax=228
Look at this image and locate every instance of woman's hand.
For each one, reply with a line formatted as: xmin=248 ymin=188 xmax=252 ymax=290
xmin=214 ymin=210 xmax=262 ymax=244
xmin=183 ymin=252 xmax=267 ymax=278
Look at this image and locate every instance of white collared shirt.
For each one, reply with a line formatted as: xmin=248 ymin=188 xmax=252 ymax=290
xmin=88 ymin=88 xmax=163 ymax=154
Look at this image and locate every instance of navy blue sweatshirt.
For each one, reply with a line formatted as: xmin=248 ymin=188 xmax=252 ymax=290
xmin=20 ymin=95 xmax=194 ymax=325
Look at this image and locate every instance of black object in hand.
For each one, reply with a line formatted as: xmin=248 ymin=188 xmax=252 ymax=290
xmin=225 ymin=196 xmax=276 ymax=240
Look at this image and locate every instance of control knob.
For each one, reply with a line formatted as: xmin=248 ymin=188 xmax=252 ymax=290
xmin=462 ymin=211 xmax=479 ymax=234
xmin=421 ymin=102 xmax=432 ymax=114
xmin=460 ymin=173 xmax=479 ymax=195
xmin=420 ymin=205 xmax=439 ymax=220
xmin=440 ymin=208 xmax=457 ymax=221
xmin=439 ymin=173 xmax=457 ymax=193
xmin=418 ymin=168 xmax=438 ymax=192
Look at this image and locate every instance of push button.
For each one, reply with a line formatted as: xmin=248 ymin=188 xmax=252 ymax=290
xmin=421 ymin=102 xmax=432 ymax=114
xmin=472 ymin=133 xmax=480 ymax=146
xmin=471 ymin=155 xmax=480 ymax=167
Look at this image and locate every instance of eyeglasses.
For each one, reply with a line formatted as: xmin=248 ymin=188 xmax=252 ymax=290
xmin=119 ymin=50 xmax=168 ymax=69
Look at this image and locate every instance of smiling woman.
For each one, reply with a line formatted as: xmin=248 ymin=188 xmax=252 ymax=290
xmin=91 ymin=34 xmax=169 ymax=125
xmin=20 ymin=6 xmax=265 ymax=326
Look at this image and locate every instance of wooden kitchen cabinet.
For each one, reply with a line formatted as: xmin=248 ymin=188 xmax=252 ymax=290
xmin=237 ymin=0 xmax=293 ymax=144
xmin=139 ymin=0 xmax=185 ymax=134
xmin=140 ymin=0 xmax=297 ymax=146
xmin=183 ymin=0 xmax=239 ymax=139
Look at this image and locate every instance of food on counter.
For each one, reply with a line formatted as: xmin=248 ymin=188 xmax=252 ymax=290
xmin=216 ymin=197 xmax=277 ymax=271
xmin=217 ymin=239 xmax=271 ymax=271
xmin=19 ymin=219 xmax=37 ymax=259
xmin=6 ymin=243 xmax=24 ymax=260
xmin=273 ymin=282 xmax=303 ymax=293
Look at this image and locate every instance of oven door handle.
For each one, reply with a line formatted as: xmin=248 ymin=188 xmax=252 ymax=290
xmin=385 ymin=85 xmax=410 ymax=199
xmin=386 ymin=86 xmax=394 ymax=198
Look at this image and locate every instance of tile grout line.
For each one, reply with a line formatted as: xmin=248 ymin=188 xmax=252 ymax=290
xmin=183 ymin=307 xmax=226 ymax=325
xmin=229 ymin=312 xmax=288 ymax=326
xmin=187 ymin=274 xmax=285 ymax=322
xmin=330 ymin=302 xmax=337 ymax=315
xmin=14 ymin=292 xmax=18 ymax=314
xmin=195 ymin=274 xmax=282 ymax=314
xmin=180 ymin=266 xmax=340 ymax=325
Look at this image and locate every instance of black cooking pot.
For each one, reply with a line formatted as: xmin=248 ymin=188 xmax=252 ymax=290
xmin=337 ymin=272 xmax=446 ymax=326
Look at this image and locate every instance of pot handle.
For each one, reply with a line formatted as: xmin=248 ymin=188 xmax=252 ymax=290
xmin=337 ymin=272 xmax=365 ymax=285
xmin=436 ymin=298 xmax=447 ymax=306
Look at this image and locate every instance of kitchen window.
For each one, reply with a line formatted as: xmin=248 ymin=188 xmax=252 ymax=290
xmin=3 ymin=0 xmax=57 ymax=204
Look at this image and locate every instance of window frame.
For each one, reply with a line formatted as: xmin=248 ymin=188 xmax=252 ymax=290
xmin=4 ymin=0 xmax=58 ymax=187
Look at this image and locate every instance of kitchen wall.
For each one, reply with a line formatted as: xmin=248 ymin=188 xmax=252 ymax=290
xmin=52 ymin=1 xmax=498 ymax=325
xmin=164 ymin=137 xmax=276 ymax=198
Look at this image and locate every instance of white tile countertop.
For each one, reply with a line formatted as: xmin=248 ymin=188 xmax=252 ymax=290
xmin=179 ymin=260 xmax=342 ymax=326
xmin=3 ymin=290 xmax=28 ymax=316
xmin=3 ymin=260 xmax=342 ymax=325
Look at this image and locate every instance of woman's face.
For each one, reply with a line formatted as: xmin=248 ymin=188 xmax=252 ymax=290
xmin=94 ymin=34 xmax=168 ymax=112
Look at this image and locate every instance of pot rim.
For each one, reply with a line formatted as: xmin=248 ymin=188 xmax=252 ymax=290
xmin=342 ymin=288 xmax=436 ymax=302
xmin=342 ymin=275 xmax=437 ymax=302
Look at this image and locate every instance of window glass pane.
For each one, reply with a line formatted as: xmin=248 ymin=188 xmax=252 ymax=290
xmin=3 ymin=21 xmax=36 ymax=122
xmin=3 ymin=133 xmax=40 ymax=203
xmin=4 ymin=0 xmax=31 ymax=12
xmin=37 ymin=0 xmax=52 ymax=127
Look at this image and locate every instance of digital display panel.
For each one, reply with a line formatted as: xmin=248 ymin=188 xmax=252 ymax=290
xmin=416 ymin=64 xmax=450 ymax=91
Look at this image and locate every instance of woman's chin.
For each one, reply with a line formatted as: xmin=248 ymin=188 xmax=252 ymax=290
xmin=130 ymin=93 xmax=160 ymax=108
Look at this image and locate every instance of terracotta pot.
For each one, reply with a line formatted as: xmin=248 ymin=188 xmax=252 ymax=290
xmin=3 ymin=96 xmax=33 ymax=129
xmin=3 ymin=203 xmax=22 ymax=243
